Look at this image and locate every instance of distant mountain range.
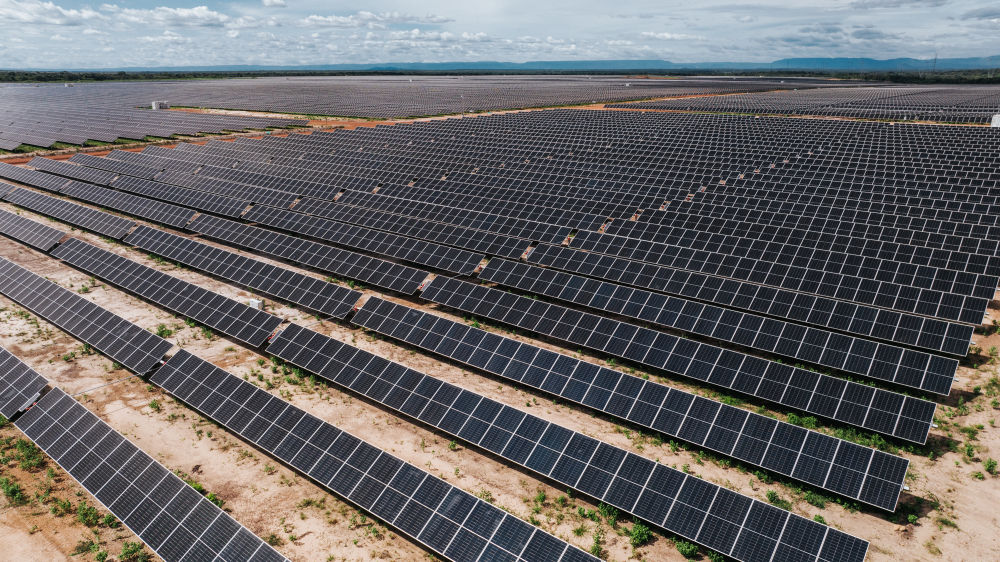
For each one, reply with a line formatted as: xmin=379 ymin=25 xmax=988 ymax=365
xmin=16 ymin=56 xmax=1000 ymax=73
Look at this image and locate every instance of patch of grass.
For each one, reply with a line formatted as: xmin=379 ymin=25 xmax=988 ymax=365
xmin=120 ymin=541 xmax=150 ymax=562
xmin=76 ymin=501 xmax=101 ymax=527
xmin=766 ymin=490 xmax=792 ymax=511
xmin=813 ymin=514 xmax=827 ymax=525
xmin=155 ymin=324 xmax=173 ymax=338
xmin=0 ymin=477 xmax=27 ymax=505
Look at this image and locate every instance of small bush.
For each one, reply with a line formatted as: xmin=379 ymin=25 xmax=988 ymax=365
xmin=155 ymin=324 xmax=173 ymax=338
xmin=985 ymin=458 xmax=997 ymax=475
xmin=814 ymin=514 xmax=827 ymax=525
xmin=628 ymin=521 xmax=653 ymax=547
xmin=675 ymin=539 xmax=699 ymax=558
xmin=76 ymin=501 xmax=100 ymax=527
xmin=120 ymin=541 xmax=150 ymax=562
xmin=0 ymin=477 xmax=26 ymax=505
xmin=766 ymin=490 xmax=792 ymax=511
xmin=598 ymin=502 xmax=619 ymax=526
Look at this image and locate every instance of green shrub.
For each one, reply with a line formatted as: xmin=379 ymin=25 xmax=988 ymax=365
xmin=766 ymin=490 xmax=792 ymax=510
xmin=76 ymin=501 xmax=100 ymax=527
xmin=0 ymin=477 xmax=26 ymax=505
xmin=675 ymin=539 xmax=699 ymax=558
xmin=628 ymin=521 xmax=652 ymax=547
xmin=120 ymin=541 xmax=150 ymax=562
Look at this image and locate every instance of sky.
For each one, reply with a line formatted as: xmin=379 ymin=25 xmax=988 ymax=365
xmin=0 ymin=0 xmax=998 ymax=69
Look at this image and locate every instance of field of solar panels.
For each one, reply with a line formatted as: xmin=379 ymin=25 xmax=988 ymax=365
xmin=1 ymin=77 xmax=1000 ymax=562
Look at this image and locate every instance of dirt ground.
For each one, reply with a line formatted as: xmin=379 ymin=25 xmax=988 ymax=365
xmin=1 ymin=167 xmax=999 ymax=562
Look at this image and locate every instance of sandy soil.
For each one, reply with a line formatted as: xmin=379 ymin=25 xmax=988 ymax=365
xmin=0 ymin=178 xmax=998 ymax=562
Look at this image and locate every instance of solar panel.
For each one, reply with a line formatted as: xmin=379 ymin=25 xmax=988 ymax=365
xmin=15 ymin=386 xmax=288 ymax=562
xmin=286 ymin=194 xmax=533 ymax=259
xmin=266 ymin=323 xmax=869 ymax=562
xmin=4 ymin=186 xmax=136 ymax=239
xmin=0 ymin=345 xmax=48 ymax=419
xmin=123 ymin=226 xmax=360 ymax=319
xmin=244 ymin=205 xmax=485 ymax=275
xmin=420 ymin=276 xmax=936 ymax=444
xmin=51 ymin=238 xmax=283 ymax=347
xmin=28 ymin=156 xmax=119 ymax=185
xmin=0 ymin=256 xmax=172 ymax=373
xmin=110 ymin=175 xmax=250 ymax=218
xmin=69 ymin=152 xmax=162 ymax=181
xmin=151 ymin=349 xmax=595 ymax=562
xmin=528 ymin=244 xmax=974 ymax=357
xmin=0 ymin=207 xmax=66 ymax=252
xmin=568 ymin=230 xmax=992 ymax=325
xmin=352 ymin=296 xmax=908 ymax=511
xmin=59 ymin=181 xmax=196 ymax=229
xmin=0 ymin=161 xmax=70 ymax=192
xmin=481 ymin=259 xmax=957 ymax=395
xmin=187 ymin=214 xmax=429 ymax=294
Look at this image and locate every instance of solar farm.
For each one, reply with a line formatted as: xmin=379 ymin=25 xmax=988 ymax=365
xmin=0 ymin=76 xmax=999 ymax=562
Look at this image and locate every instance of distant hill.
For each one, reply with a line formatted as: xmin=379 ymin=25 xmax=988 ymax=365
xmin=11 ymin=56 xmax=1000 ymax=73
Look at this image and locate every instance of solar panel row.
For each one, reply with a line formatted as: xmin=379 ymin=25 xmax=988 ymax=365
xmin=0 ymin=256 xmax=172 ymax=373
xmin=0 ymin=207 xmax=66 ymax=252
xmin=51 ymin=238 xmax=284 ymax=347
xmin=152 ymin=349 xmax=597 ymax=562
xmin=266 ymin=323 xmax=869 ymax=562
xmin=124 ymin=226 xmax=362 ymax=319
xmin=188 ymin=214 xmax=429 ymax=294
xmin=16 ymin=387 xmax=288 ymax=562
xmin=4 ymin=187 xmax=136 ymax=239
xmin=482 ymin=259 xmax=957 ymax=395
xmin=352 ymin=296 xmax=908 ymax=511
xmin=0 ymin=346 xmax=48 ymax=419
xmin=528 ymin=243 xmax=974 ymax=356
xmin=421 ymin=276 xmax=936 ymax=444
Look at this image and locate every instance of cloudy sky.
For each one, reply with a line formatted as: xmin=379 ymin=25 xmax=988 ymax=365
xmin=0 ymin=0 xmax=997 ymax=69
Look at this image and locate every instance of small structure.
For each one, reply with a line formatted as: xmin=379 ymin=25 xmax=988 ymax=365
xmin=992 ymin=114 xmax=1000 ymax=127
xmin=151 ymin=101 xmax=170 ymax=110
xmin=248 ymin=298 xmax=263 ymax=310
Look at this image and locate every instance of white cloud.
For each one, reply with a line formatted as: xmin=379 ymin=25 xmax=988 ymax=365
xmin=140 ymin=30 xmax=189 ymax=43
xmin=301 ymin=11 xmax=453 ymax=29
xmin=0 ymin=0 xmax=104 ymax=25
xmin=100 ymin=4 xmax=230 ymax=27
xmin=262 ymin=0 xmax=285 ymax=6
xmin=640 ymin=31 xmax=705 ymax=41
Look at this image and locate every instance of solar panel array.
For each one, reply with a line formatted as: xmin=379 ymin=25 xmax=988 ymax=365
xmin=152 ymin=349 xmax=597 ymax=562
xmin=0 ymin=256 xmax=173 ymax=373
xmin=3 ymin=100 xmax=993 ymax=559
xmin=609 ymin=85 xmax=1000 ymax=124
xmin=187 ymin=215 xmax=429 ymax=294
xmin=52 ymin=238 xmax=284 ymax=347
xmin=0 ymin=346 xmax=48 ymax=419
xmin=4 ymin=187 xmax=136 ymax=239
xmin=267 ymin=323 xmax=869 ymax=562
xmin=481 ymin=258 xmax=957 ymax=395
xmin=352 ymin=296 xmax=908 ymax=511
xmin=0 ymin=207 xmax=66 ymax=251
xmin=0 ymin=82 xmax=305 ymax=151
xmin=423 ymin=275 xmax=936 ymax=445
xmin=16 ymin=386 xmax=288 ymax=562
xmin=124 ymin=226 xmax=362 ymax=319
xmin=0 ymin=76 xmax=856 ymax=123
